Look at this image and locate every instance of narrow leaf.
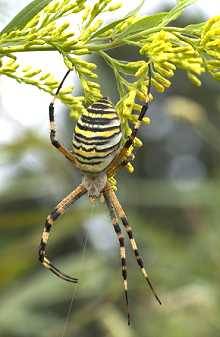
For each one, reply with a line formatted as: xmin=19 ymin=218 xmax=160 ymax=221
xmin=1 ymin=0 xmax=53 ymax=33
xmin=116 ymin=12 xmax=168 ymax=39
xmin=91 ymin=0 xmax=145 ymax=38
xmin=159 ymin=0 xmax=198 ymax=27
xmin=123 ymin=0 xmax=145 ymax=17
xmin=91 ymin=18 xmax=126 ymax=38
xmin=107 ymin=0 xmax=198 ymax=40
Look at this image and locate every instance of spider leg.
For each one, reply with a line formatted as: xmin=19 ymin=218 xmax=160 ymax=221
xmin=39 ymin=183 xmax=87 ymax=282
xmin=49 ymin=70 xmax=78 ymax=165
xmin=108 ymin=186 xmax=162 ymax=305
xmin=107 ymin=64 xmax=152 ymax=177
xmin=103 ymin=188 xmax=131 ymax=325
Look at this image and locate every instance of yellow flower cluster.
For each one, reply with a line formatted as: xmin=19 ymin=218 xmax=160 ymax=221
xmin=62 ymin=55 xmax=101 ymax=104
xmin=201 ymin=16 xmax=220 ymax=81
xmin=81 ymin=19 xmax=103 ymax=42
xmin=114 ymin=85 xmax=151 ymax=174
xmin=0 ymin=57 xmax=89 ymax=119
xmin=116 ymin=87 xmax=151 ymax=136
xmin=140 ymin=30 xmax=205 ymax=89
xmin=81 ymin=0 xmax=122 ymax=35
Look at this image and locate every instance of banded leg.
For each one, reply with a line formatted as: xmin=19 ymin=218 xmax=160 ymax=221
xmin=107 ymin=64 xmax=152 ymax=177
xmin=49 ymin=70 xmax=77 ymax=164
xmin=108 ymin=186 xmax=162 ymax=305
xmin=103 ymin=189 xmax=131 ymax=325
xmin=39 ymin=183 xmax=87 ymax=282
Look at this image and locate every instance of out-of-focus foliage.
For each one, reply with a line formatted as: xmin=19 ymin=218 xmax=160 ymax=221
xmin=0 ymin=0 xmax=219 ymax=145
xmin=1 ymin=1 xmax=220 ymax=337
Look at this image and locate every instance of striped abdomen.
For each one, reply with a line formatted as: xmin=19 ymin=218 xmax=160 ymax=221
xmin=72 ymin=97 xmax=122 ymax=173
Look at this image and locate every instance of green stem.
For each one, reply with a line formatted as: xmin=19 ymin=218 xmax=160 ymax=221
xmin=172 ymin=31 xmax=200 ymax=48
xmin=99 ymin=50 xmax=128 ymax=97
xmin=0 ymin=45 xmax=55 ymax=53
xmin=1 ymin=26 xmax=198 ymax=56
xmin=0 ymin=38 xmax=124 ymax=55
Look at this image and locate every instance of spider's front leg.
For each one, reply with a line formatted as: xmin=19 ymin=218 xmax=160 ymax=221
xmin=48 ymin=70 xmax=78 ymax=165
xmin=39 ymin=183 xmax=86 ymax=282
xmin=49 ymin=100 xmax=77 ymax=164
xmin=107 ymin=99 xmax=149 ymax=177
xmin=107 ymin=64 xmax=152 ymax=177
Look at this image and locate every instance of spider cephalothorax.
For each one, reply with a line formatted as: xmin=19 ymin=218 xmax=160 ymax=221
xmin=82 ymin=173 xmax=107 ymax=199
xmin=39 ymin=68 xmax=161 ymax=325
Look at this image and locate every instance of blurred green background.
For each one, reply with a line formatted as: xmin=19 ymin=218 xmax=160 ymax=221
xmin=1 ymin=1 xmax=220 ymax=337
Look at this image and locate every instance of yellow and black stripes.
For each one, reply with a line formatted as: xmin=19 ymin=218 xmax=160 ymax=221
xmin=39 ymin=184 xmax=87 ymax=282
xmin=72 ymin=97 xmax=122 ymax=173
xmin=124 ymin=103 xmax=148 ymax=149
xmin=103 ymin=189 xmax=130 ymax=325
xmin=120 ymin=215 xmax=162 ymax=305
xmin=108 ymin=186 xmax=162 ymax=306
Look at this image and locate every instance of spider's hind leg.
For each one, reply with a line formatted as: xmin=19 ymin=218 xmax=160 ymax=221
xmin=39 ymin=183 xmax=87 ymax=282
xmin=103 ymin=188 xmax=131 ymax=325
xmin=108 ymin=186 xmax=162 ymax=305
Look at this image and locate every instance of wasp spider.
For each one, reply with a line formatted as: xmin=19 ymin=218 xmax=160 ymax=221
xmin=39 ymin=66 xmax=162 ymax=324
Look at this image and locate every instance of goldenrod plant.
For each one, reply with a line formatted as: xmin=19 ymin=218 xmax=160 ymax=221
xmin=0 ymin=0 xmax=219 ymax=152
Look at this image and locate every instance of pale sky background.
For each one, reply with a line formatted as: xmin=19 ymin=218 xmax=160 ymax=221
xmin=0 ymin=0 xmax=220 ymax=145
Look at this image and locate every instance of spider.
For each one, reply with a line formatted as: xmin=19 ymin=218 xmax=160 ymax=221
xmin=39 ymin=65 xmax=162 ymax=324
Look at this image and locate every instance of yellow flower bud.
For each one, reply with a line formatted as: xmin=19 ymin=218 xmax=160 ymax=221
xmin=24 ymin=69 xmax=41 ymax=77
xmin=136 ymin=90 xmax=147 ymax=101
xmin=59 ymin=86 xmax=74 ymax=95
xmin=108 ymin=2 xmax=123 ymax=11
xmin=126 ymin=162 xmax=134 ymax=174
xmin=154 ymin=63 xmax=174 ymax=78
xmin=187 ymin=72 xmax=201 ymax=86
xmin=163 ymin=61 xmax=176 ymax=71
xmin=82 ymin=5 xmax=91 ymax=21
xmin=134 ymin=137 xmax=143 ymax=148
xmin=87 ymin=81 xmax=101 ymax=89
xmin=154 ymin=72 xmax=171 ymax=88
xmin=57 ymin=22 xmax=70 ymax=34
xmin=151 ymin=78 xmax=165 ymax=93
xmin=135 ymin=64 xmax=148 ymax=77
xmin=73 ymin=48 xmax=90 ymax=55
xmin=207 ymin=60 xmax=220 ymax=67
xmin=212 ymin=72 xmax=220 ymax=80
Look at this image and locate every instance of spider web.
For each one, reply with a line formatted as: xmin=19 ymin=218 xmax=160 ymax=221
xmin=59 ymin=218 xmax=90 ymax=337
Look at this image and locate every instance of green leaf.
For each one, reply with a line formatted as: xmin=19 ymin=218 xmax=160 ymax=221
xmin=159 ymin=0 xmax=198 ymax=27
xmin=106 ymin=0 xmax=198 ymax=40
xmin=91 ymin=0 xmax=145 ymax=38
xmin=1 ymin=0 xmax=53 ymax=34
xmin=115 ymin=12 xmax=168 ymax=39
xmin=122 ymin=0 xmax=145 ymax=17
xmin=91 ymin=18 xmax=126 ymax=38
